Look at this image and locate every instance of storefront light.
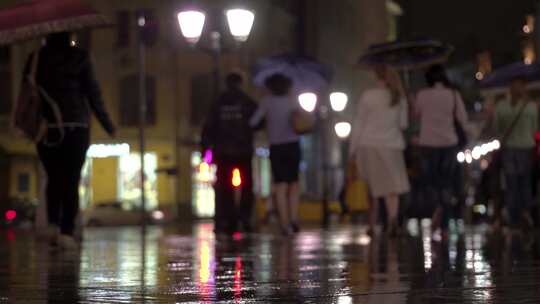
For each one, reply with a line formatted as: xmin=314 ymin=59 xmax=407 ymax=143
xmin=87 ymin=143 xmax=130 ymax=158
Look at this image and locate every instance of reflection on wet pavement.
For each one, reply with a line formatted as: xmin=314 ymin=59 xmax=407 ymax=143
xmin=1 ymin=222 xmax=540 ymax=303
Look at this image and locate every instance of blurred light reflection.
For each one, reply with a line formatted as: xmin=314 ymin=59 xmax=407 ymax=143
xmin=194 ymin=224 xmax=216 ymax=301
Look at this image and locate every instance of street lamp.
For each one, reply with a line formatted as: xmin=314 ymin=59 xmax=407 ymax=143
xmin=177 ymin=10 xmax=206 ymax=44
xmin=297 ymin=91 xmax=350 ymax=227
xmin=177 ymin=7 xmax=255 ymax=103
xmin=330 ymin=92 xmax=348 ymax=112
xmin=226 ymin=9 xmax=255 ymax=42
xmin=177 ymin=8 xmax=255 ymax=45
xmin=298 ymin=92 xmax=318 ymax=112
xmin=334 ymin=122 xmax=351 ymax=139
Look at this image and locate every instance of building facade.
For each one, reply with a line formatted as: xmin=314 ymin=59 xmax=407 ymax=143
xmin=0 ymin=0 xmax=396 ymax=220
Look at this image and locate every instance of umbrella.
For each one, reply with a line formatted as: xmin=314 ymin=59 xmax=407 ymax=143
xmin=479 ymin=62 xmax=540 ymax=88
xmin=252 ymin=54 xmax=333 ymax=92
xmin=358 ymin=39 xmax=454 ymax=70
xmin=0 ymin=0 xmax=111 ymax=45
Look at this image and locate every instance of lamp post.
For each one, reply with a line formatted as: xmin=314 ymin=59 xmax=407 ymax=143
xmin=298 ymin=91 xmax=349 ymax=227
xmin=137 ymin=15 xmax=148 ymax=227
xmin=177 ymin=7 xmax=255 ymax=100
xmin=177 ymin=7 xmax=254 ymax=220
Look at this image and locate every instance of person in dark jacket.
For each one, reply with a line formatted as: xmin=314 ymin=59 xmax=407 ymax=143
xmin=27 ymin=32 xmax=115 ymax=249
xmin=201 ymin=73 xmax=258 ymax=234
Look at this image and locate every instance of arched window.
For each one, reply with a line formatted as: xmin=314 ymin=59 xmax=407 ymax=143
xmin=0 ymin=47 xmax=11 ymax=116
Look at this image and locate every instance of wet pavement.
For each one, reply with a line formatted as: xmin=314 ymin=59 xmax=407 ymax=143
xmin=1 ymin=222 xmax=540 ymax=303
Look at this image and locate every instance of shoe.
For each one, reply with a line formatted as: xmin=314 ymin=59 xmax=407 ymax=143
xmin=57 ymin=235 xmax=80 ymax=251
xmin=280 ymin=226 xmax=293 ymax=237
xmin=38 ymin=225 xmax=59 ymax=247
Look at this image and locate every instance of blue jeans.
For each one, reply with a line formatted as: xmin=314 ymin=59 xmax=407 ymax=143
xmin=420 ymin=146 xmax=458 ymax=229
xmin=502 ymin=149 xmax=533 ymax=227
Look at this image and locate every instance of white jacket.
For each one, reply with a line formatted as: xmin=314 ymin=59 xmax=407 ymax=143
xmin=349 ymin=87 xmax=408 ymax=156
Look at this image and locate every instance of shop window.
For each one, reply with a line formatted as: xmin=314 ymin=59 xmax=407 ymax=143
xmin=118 ymin=152 xmax=158 ymax=210
xmin=17 ymin=172 xmax=29 ymax=193
xmin=191 ymin=152 xmax=216 ymax=218
xmin=119 ymin=74 xmax=157 ymax=126
xmin=79 ymin=160 xmax=93 ymax=210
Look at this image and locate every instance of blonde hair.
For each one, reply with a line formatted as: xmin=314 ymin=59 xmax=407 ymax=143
xmin=374 ymin=65 xmax=404 ymax=107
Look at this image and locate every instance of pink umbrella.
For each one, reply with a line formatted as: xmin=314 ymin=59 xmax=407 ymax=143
xmin=0 ymin=0 xmax=111 ymax=45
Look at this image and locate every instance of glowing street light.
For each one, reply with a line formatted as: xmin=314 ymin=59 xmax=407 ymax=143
xmin=226 ymin=9 xmax=255 ymax=42
xmin=334 ymin=122 xmax=352 ymax=139
xmin=298 ymin=92 xmax=318 ymax=112
xmin=177 ymin=10 xmax=206 ymax=44
xmin=178 ymin=8 xmax=255 ymax=45
xmin=330 ymin=92 xmax=348 ymax=112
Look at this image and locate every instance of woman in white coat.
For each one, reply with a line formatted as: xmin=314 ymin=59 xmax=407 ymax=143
xmin=349 ymin=65 xmax=410 ymax=236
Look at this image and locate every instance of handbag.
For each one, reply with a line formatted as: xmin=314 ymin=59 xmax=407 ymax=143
xmin=452 ymin=91 xmax=468 ymax=150
xmin=344 ymin=158 xmax=369 ymax=212
xmin=14 ymin=50 xmax=64 ymax=145
xmin=290 ymin=109 xmax=315 ymax=135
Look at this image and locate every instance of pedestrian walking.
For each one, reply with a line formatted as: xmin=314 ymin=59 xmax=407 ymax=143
xmin=415 ymin=65 xmax=468 ymax=238
xmin=349 ymin=65 xmax=410 ymax=237
xmin=201 ymin=73 xmax=258 ymax=235
xmin=250 ymin=74 xmax=302 ymax=235
xmin=22 ymin=32 xmax=116 ymax=250
xmin=493 ymin=77 xmax=538 ymax=232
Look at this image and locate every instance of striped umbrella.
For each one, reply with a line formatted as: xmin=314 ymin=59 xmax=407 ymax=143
xmin=0 ymin=0 xmax=111 ymax=45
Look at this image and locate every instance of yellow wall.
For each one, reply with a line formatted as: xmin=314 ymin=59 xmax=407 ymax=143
xmin=91 ymin=157 xmax=118 ymax=204
xmin=146 ymin=143 xmax=176 ymax=209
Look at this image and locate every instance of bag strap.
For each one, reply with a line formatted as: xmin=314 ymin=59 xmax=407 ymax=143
xmin=501 ymin=100 xmax=528 ymax=145
xmin=29 ymin=50 xmax=40 ymax=85
xmin=31 ymin=48 xmax=66 ymax=146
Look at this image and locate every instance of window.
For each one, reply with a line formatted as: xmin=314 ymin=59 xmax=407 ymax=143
xmin=119 ymin=74 xmax=157 ymax=126
xmin=17 ymin=173 xmax=30 ymax=193
xmin=116 ymin=10 xmax=131 ymax=47
xmin=0 ymin=47 xmax=11 ymax=115
xmin=190 ymin=74 xmax=213 ymax=126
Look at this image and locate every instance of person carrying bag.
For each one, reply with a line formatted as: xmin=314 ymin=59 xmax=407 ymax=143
xmin=488 ymin=77 xmax=538 ymax=230
xmin=13 ymin=49 xmax=64 ymax=145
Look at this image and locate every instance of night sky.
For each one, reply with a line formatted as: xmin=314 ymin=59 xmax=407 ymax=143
xmin=397 ymin=0 xmax=538 ymax=66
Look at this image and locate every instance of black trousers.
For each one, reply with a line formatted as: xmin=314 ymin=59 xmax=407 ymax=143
xmin=214 ymin=156 xmax=254 ymax=233
xmin=420 ymin=146 xmax=458 ymax=229
xmin=37 ymin=128 xmax=89 ymax=235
